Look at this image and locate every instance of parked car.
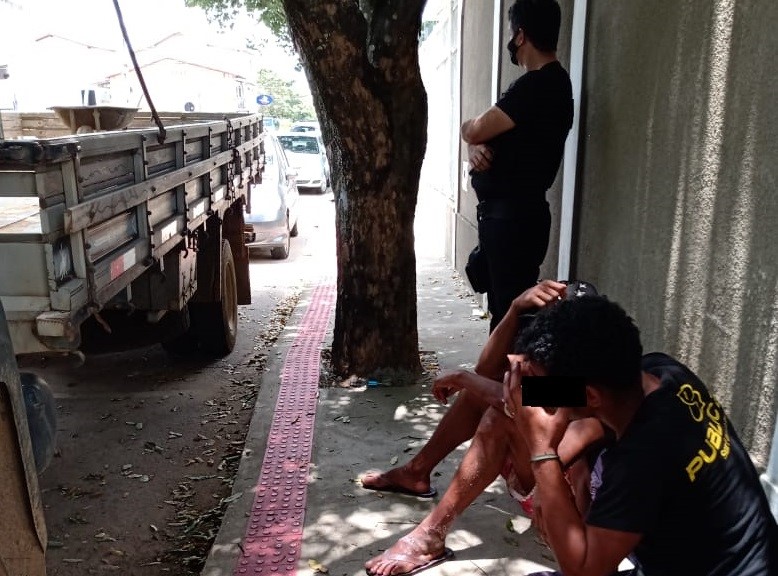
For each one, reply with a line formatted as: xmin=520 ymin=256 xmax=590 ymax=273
xmin=244 ymin=134 xmax=300 ymax=259
xmin=276 ymin=132 xmax=330 ymax=194
xmin=262 ymin=116 xmax=280 ymax=132
xmin=289 ymin=121 xmax=320 ymax=133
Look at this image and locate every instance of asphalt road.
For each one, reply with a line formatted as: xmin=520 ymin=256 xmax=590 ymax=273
xmin=31 ymin=191 xmax=336 ymax=576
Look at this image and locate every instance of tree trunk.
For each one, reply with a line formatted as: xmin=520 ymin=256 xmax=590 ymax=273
xmin=283 ymin=0 xmax=427 ymax=378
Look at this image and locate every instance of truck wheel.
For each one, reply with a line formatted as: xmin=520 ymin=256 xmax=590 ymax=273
xmin=20 ymin=372 xmax=57 ymax=473
xmin=161 ymin=320 xmax=200 ymax=355
xmin=198 ymin=240 xmax=238 ymax=356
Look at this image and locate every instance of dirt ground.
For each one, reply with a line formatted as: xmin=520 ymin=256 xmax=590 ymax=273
xmin=32 ymin=290 xmax=299 ymax=575
xmin=26 ymin=189 xmax=337 ymax=575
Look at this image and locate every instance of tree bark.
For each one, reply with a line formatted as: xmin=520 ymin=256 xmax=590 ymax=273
xmin=282 ymin=0 xmax=427 ymax=378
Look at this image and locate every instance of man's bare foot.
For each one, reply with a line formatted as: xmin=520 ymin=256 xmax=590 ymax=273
xmin=360 ymin=467 xmax=436 ymax=498
xmin=365 ymin=530 xmax=452 ymax=576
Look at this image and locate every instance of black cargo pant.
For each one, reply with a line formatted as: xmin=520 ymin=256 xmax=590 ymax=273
xmin=477 ymin=199 xmax=551 ymax=333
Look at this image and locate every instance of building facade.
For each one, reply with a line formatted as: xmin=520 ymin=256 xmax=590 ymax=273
xmin=420 ymin=0 xmax=778 ymax=501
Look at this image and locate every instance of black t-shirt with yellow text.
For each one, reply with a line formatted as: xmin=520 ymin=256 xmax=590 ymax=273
xmin=586 ymin=353 xmax=778 ymax=576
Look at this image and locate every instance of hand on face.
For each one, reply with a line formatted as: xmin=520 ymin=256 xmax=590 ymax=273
xmin=503 ymin=355 xmax=570 ymax=454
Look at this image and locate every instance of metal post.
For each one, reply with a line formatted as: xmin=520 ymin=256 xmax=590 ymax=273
xmin=557 ymin=0 xmax=589 ymax=280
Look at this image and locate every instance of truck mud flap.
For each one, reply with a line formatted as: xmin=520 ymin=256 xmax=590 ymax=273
xmin=223 ymin=203 xmax=251 ymax=306
xmin=0 ymin=302 xmax=48 ymax=574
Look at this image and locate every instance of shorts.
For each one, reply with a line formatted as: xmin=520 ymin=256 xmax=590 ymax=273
xmin=501 ymin=449 xmax=607 ymax=518
xmin=500 ymin=459 xmax=537 ymax=517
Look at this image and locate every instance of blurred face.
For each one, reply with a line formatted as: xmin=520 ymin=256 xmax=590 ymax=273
xmin=506 ymin=354 xmax=596 ymax=419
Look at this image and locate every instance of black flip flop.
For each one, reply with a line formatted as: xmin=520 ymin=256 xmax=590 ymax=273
xmin=366 ymin=547 xmax=454 ymax=576
xmin=362 ymin=481 xmax=437 ymax=499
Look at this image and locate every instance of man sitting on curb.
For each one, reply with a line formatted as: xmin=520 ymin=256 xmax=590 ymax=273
xmin=506 ymin=296 xmax=778 ymax=576
xmin=363 ymin=281 xmax=608 ymax=576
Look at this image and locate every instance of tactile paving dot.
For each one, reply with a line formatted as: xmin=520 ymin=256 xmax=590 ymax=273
xmin=233 ymin=283 xmax=335 ymax=576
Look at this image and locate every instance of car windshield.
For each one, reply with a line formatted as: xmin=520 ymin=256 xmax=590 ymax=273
xmin=278 ymin=135 xmax=320 ymax=154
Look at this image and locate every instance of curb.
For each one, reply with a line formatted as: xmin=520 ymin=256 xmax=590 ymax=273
xmin=201 ymin=285 xmax=324 ymax=576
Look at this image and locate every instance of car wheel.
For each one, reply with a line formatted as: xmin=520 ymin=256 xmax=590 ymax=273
xmin=290 ymin=220 xmax=299 ymax=237
xmin=319 ymin=179 xmax=327 ymax=194
xmin=271 ymin=222 xmax=291 ymax=259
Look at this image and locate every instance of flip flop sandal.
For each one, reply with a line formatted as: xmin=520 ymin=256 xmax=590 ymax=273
xmin=362 ymin=481 xmax=438 ymax=499
xmin=365 ymin=547 xmax=454 ymax=576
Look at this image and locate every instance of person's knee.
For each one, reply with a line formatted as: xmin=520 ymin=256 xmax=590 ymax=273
xmin=476 ymin=407 xmax=513 ymax=443
xmin=456 ymin=388 xmax=490 ymax=413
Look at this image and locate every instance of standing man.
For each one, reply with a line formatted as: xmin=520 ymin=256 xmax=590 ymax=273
xmin=462 ymin=0 xmax=574 ymax=332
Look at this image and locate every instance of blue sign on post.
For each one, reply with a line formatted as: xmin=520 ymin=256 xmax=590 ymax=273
xmin=256 ymin=94 xmax=274 ymax=106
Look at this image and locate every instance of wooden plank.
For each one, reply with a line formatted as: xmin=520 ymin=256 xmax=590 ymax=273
xmin=79 ymin=152 xmax=135 ymax=199
xmin=0 ymin=171 xmax=38 ymax=198
xmin=65 ymin=149 xmax=232 ymax=233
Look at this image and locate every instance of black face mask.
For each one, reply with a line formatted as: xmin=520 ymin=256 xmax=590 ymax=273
xmin=506 ymin=37 xmax=519 ymax=66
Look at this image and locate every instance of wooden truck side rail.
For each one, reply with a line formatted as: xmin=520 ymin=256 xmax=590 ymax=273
xmin=0 ymin=114 xmax=263 ymax=356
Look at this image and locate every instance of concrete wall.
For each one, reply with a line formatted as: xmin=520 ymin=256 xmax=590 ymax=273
xmin=574 ymin=0 xmax=777 ymax=465
xmin=419 ymin=0 xmax=463 ymax=262
xmin=455 ymin=0 xmax=498 ymax=273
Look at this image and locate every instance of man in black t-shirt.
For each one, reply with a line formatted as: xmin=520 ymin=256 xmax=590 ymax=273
xmin=461 ymin=0 xmax=573 ymax=332
xmin=506 ymin=297 xmax=778 ymax=576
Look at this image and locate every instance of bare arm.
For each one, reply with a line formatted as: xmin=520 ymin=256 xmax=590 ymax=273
xmin=531 ymin=460 xmax=641 ymax=576
xmin=461 ymin=105 xmax=515 ymax=144
xmin=506 ymin=362 xmax=641 ymax=576
xmin=432 ymin=370 xmax=503 ymax=409
xmin=475 ymin=280 xmax=567 ymax=380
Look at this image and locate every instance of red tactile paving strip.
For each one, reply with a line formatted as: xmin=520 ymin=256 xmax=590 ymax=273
xmin=234 ymin=283 xmax=336 ymax=576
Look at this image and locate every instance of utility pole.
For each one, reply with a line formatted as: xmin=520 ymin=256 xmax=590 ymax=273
xmin=0 ymin=64 xmax=8 ymax=140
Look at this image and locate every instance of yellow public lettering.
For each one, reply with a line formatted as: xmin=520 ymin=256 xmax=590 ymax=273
xmin=720 ymin=439 xmax=731 ymax=459
xmin=699 ymin=441 xmax=718 ymax=464
xmin=706 ymin=402 xmax=721 ymax=422
xmin=686 ymin=456 xmax=704 ymax=482
xmin=706 ymin=424 xmax=722 ymax=450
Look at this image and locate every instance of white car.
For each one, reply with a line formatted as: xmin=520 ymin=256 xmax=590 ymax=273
xmin=289 ymin=121 xmax=320 ymax=133
xmin=244 ymin=134 xmax=300 ymax=259
xmin=276 ymin=132 xmax=330 ymax=194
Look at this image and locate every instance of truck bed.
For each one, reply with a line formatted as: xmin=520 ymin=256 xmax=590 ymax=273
xmin=0 ymin=113 xmax=264 ymax=355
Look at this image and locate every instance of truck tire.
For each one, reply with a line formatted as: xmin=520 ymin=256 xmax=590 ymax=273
xmin=198 ymin=240 xmax=238 ymax=356
xmin=270 ymin=217 xmax=291 ymax=260
xmin=20 ymin=372 xmax=56 ymax=473
xmin=160 ymin=312 xmax=199 ymax=356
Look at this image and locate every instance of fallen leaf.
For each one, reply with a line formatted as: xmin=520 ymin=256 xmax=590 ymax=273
xmin=308 ymin=559 xmax=329 ymax=574
xmin=390 ymin=455 xmax=399 ymax=465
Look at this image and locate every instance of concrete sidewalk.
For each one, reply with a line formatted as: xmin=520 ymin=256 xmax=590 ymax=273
xmin=202 ymin=255 xmax=559 ymax=576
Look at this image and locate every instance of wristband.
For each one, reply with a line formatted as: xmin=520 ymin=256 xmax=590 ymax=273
xmin=529 ymin=453 xmax=560 ymax=464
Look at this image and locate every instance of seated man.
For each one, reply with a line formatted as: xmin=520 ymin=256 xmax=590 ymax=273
xmin=363 ymin=281 xmax=607 ymax=576
xmin=507 ymin=296 xmax=778 ymax=576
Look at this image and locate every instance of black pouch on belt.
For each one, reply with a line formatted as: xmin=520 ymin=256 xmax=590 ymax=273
xmin=465 ymin=245 xmax=490 ymax=293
